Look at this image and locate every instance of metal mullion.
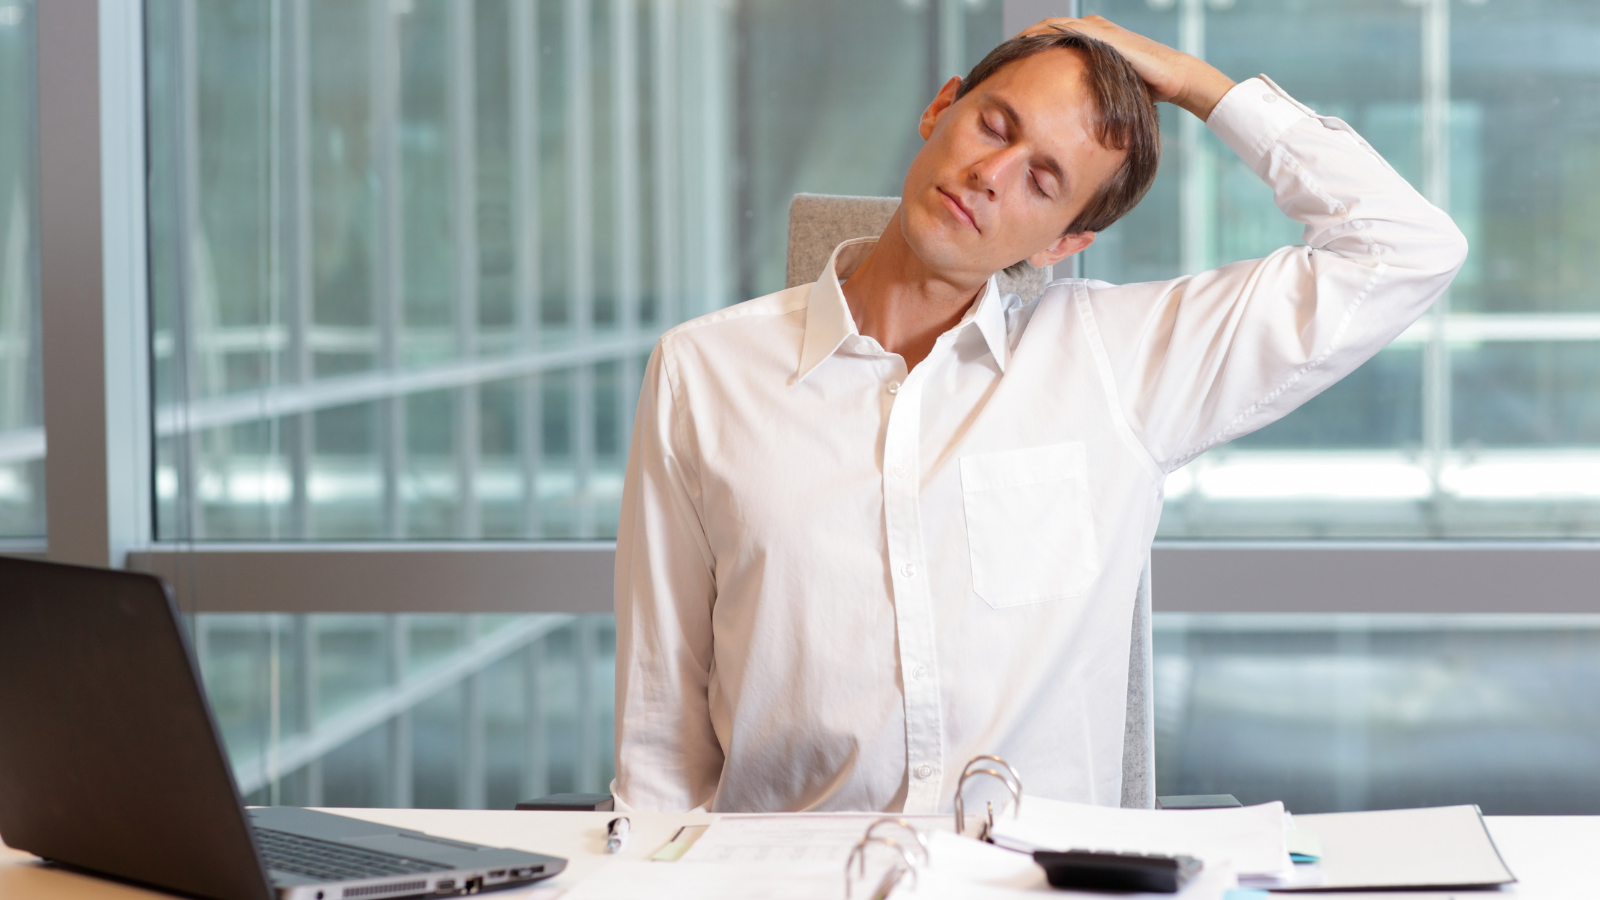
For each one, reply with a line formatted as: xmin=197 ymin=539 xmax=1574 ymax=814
xmin=370 ymin=0 xmax=406 ymax=538
xmin=1420 ymin=0 xmax=1452 ymax=516
xmin=167 ymin=0 xmax=206 ymax=542
xmin=649 ymin=0 xmax=679 ymax=330
xmin=294 ymin=614 xmax=323 ymax=805
xmin=522 ymin=638 xmax=548 ymax=801
xmin=575 ymin=615 xmax=598 ymax=791
xmin=1176 ymin=0 xmax=1212 ymax=281
xmin=386 ymin=614 xmax=413 ymax=807
xmin=277 ymin=0 xmax=315 ymax=540
xmin=691 ymin=0 xmax=731 ymax=317
xmin=510 ymin=0 xmax=543 ymax=539
xmin=565 ymin=0 xmax=595 ymax=536
xmin=611 ymin=0 xmax=640 ymax=337
xmin=575 ymin=365 xmax=594 ymax=536
xmin=448 ymin=2 xmax=481 ymax=540
xmin=460 ymin=617 xmax=487 ymax=809
xmin=612 ymin=0 xmax=643 ymax=470
xmin=936 ymin=0 xmax=964 ymax=82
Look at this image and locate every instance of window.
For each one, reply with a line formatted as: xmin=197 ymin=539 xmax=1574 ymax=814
xmin=0 ymin=0 xmax=40 ymax=543
xmin=22 ymin=0 xmax=1580 ymax=811
xmin=1084 ymin=0 xmax=1600 ymax=539
xmin=141 ymin=0 xmax=1005 ymax=807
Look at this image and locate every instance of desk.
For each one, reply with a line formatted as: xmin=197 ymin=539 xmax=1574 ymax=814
xmin=2 ymin=810 xmax=1595 ymax=898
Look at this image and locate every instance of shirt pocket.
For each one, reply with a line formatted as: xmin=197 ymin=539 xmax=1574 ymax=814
xmin=959 ymin=442 xmax=1100 ymax=609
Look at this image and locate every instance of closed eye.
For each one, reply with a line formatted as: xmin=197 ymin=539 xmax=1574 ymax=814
xmin=1029 ymin=172 xmax=1051 ymax=200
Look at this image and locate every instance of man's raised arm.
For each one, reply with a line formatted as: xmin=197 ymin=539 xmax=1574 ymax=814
xmin=1044 ymin=17 xmax=1469 ymax=471
xmin=611 ymin=342 xmax=724 ymax=811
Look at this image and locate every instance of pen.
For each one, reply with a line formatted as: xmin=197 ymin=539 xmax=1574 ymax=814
xmin=606 ymin=816 xmax=630 ymax=853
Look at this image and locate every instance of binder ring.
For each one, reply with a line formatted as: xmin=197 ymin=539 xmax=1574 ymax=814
xmin=845 ymin=835 xmax=919 ymax=900
xmin=963 ymin=755 xmax=1024 ymax=799
xmin=863 ymin=817 xmax=930 ymax=864
xmin=954 ymin=756 xmax=1023 ymax=838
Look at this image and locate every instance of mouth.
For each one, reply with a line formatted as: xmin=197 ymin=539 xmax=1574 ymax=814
xmin=937 ymin=188 xmax=979 ymax=233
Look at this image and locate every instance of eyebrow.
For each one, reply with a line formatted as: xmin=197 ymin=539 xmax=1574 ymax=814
xmin=988 ymin=96 xmax=1071 ymax=199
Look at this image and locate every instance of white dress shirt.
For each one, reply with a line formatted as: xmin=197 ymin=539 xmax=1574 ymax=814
xmin=612 ymin=76 xmax=1467 ymax=814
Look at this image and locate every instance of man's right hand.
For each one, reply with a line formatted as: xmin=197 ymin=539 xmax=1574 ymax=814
xmin=1017 ymin=15 xmax=1236 ymax=121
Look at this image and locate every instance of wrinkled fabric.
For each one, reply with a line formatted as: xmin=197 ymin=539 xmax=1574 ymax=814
xmin=612 ymin=77 xmax=1468 ymax=814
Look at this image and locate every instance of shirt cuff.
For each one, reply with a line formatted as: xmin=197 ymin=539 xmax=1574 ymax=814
xmin=1205 ymin=75 xmax=1315 ymax=174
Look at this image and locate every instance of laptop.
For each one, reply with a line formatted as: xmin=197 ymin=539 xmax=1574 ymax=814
xmin=0 ymin=556 xmax=566 ymax=900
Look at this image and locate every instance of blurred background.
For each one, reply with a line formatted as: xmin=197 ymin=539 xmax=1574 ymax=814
xmin=5 ymin=0 xmax=1600 ymax=813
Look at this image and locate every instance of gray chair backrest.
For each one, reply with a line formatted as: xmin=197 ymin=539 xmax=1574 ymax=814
xmin=785 ymin=193 xmax=1156 ymax=809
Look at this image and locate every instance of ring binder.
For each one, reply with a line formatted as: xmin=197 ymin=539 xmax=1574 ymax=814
xmin=954 ymin=755 xmax=1023 ymax=840
xmin=863 ymin=817 xmax=930 ymax=863
xmin=846 ymin=817 xmax=930 ymax=900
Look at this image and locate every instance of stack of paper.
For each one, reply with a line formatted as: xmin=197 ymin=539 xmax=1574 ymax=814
xmin=1274 ymin=805 xmax=1514 ymax=891
xmin=986 ymin=797 xmax=1292 ymax=881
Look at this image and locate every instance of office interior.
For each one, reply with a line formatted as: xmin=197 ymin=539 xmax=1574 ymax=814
xmin=4 ymin=0 xmax=1600 ymax=827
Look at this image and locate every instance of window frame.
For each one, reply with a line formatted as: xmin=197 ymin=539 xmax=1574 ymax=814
xmin=30 ymin=0 xmax=1600 ymax=616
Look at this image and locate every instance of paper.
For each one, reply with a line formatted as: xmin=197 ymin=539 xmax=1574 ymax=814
xmin=680 ymin=813 xmax=951 ymax=864
xmin=559 ymin=860 xmax=846 ymax=900
xmin=987 ymin=797 xmax=1290 ymax=879
xmin=1285 ymin=827 xmax=1322 ymax=862
xmin=1278 ymin=805 xmax=1515 ymax=891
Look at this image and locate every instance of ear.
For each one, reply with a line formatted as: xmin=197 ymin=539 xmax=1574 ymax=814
xmin=1029 ymin=231 xmax=1096 ymax=268
xmin=918 ymin=76 xmax=965 ymax=140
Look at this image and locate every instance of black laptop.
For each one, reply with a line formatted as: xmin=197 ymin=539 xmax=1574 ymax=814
xmin=0 ymin=556 xmax=566 ymax=900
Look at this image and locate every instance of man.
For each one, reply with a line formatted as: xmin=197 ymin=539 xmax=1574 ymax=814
xmin=612 ymin=17 xmax=1466 ymax=813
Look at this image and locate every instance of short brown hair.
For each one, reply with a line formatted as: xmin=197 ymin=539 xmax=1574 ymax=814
xmin=955 ymin=29 xmax=1161 ymax=240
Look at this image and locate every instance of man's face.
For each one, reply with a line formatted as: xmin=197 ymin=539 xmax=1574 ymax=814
xmin=900 ymin=49 xmax=1126 ymax=284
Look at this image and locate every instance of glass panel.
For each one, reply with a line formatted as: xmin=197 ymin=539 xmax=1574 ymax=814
xmin=0 ymin=0 xmax=41 ymax=540
xmin=1155 ymin=614 xmax=1600 ymax=814
xmin=200 ymin=609 xmax=1600 ymax=813
xmin=1084 ymin=0 xmax=1600 ymax=537
xmin=145 ymin=0 xmax=1001 ymax=540
xmin=197 ymin=612 xmax=615 ymax=808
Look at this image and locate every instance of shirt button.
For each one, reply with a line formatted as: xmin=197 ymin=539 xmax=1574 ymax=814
xmin=901 ymin=563 xmax=916 ymax=578
xmin=1262 ymin=92 xmax=1278 ymax=104
xmin=913 ymin=665 xmax=927 ymax=680
xmin=886 ymin=381 xmax=901 ymax=394
xmin=893 ymin=464 xmax=908 ymax=478
xmin=915 ymin=764 xmax=934 ymax=780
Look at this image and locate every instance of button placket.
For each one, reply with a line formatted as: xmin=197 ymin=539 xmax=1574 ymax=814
xmin=879 ymin=359 xmax=946 ymax=813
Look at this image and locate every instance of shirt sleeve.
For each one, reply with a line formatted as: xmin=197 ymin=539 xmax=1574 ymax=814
xmin=611 ymin=339 xmax=723 ymax=811
xmin=1086 ymin=76 xmax=1470 ymax=472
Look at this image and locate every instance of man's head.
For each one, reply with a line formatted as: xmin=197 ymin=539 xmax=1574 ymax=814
xmin=898 ymin=30 xmax=1161 ymax=283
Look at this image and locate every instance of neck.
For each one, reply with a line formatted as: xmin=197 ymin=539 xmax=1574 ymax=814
xmin=841 ymin=209 xmax=987 ymax=371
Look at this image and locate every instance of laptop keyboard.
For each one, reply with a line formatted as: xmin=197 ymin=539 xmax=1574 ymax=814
xmin=255 ymin=828 xmax=453 ymax=882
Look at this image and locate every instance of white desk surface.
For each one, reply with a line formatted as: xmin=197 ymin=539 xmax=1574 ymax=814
xmin=2 ymin=810 xmax=1594 ymax=899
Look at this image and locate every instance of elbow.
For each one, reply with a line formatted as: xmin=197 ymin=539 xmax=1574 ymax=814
xmin=1441 ymin=217 xmax=1470 ymax=278
xmin=1426 ymin=205 xmax=1471 ymax=281
xmin=1406 ymin=212 xmax=1469 ymax=303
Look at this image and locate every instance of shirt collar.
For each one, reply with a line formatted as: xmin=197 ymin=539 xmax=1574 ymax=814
xmin=795 ymin=238 xmax=1010 ymax=383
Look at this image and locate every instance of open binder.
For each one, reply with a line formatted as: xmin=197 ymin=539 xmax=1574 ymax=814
xmin=894 ymin=753 xmax=1517 ymax=895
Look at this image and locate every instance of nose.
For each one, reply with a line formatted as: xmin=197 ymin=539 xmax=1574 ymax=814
xmin=967 ymin=145 xmax=1026 ymax=198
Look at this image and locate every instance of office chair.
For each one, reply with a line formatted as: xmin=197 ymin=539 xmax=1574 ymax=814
xmin=785 ymin=193 xmax=1155 ymax=810
xmin=521 ymin=195 xmax=1156 ymax=814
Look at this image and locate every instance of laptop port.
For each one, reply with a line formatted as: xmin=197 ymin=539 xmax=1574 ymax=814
xmin=465 ymin=877 xmax=482 ymax=894
xmin=434 ymin=880 xmax=455 ymax=892
xmin=485 ymin=870 xmax=505 ymax=880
